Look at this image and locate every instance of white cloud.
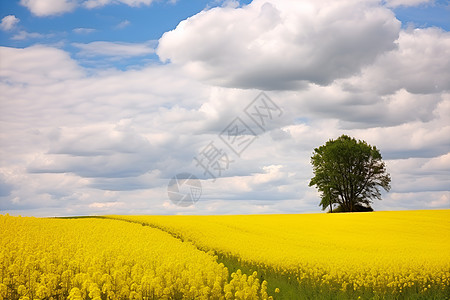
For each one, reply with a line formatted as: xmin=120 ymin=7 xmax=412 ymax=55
xmin=115 ymin=20 xmax=130 ymax=29
xmin=20 ymin=0 xmax=77 ymax=16
xmin=11 ymin=30 xmax=47 ymax=40
xmin=0 ymin=15 xmax=20 ymax=31
xmin=88 ymin=201 xmax=125 ymax=208
xmin=0 ymin=45 xmax=84 ymax=84
xmin=73 ymin=41 xmax=156 ymax=57
xmin=384 ymin=0 xmax=434 ymax=8
xmin=157 ymin=0 xmax=401 ymax=90
xmin=19 ymin=0 xmax=172 ymax=16
xmin=73 ymin=27 xmax=96 ymax=34
xmin=82 ymin=0 xmax=155 ymax=9
xmin=372 ymin=191 xmax=449 ymax=211
xmin=343 ymin=28 xmax=450 ymax=95
xmin=352 ymin=121 xmax=450 ymax=159
xmin=1 ymin=0 xmax=449 ymax=216
xmin=27 ymin=123 xmax=157 ymax=178
xmin=429 ymin=193 xmax=449 ymax=208
xmin=421 ymin=152 xmax=450 ymax=172
xmin=220 ymin=0 xmax=240 ymax=8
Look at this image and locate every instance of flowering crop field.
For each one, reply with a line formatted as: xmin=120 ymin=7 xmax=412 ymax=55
xmin=1 ymin=210 xmax=449 ymax=299
xmin=111 ymin=210 xmax=450 ymax=299
xmin=0 ymin=216 xmax=270 ymax=300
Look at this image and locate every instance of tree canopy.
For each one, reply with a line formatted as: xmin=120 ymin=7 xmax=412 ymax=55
xmin=309 ymin=135 xmax=391 ymax=212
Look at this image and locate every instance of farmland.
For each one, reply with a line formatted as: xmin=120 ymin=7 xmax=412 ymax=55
xmin=1 ymin=210 xmax=449 ymax=299
xmin=0 ymin=216 xmax=269 ymax=300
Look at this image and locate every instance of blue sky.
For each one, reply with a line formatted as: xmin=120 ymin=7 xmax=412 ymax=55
xmin=0 ymin=0 xmax=449 ymax=216
xmin=0 ymin=0 xmax=252 ymax=68
xmin=394 ymin=1 xmax=450 ymax=30
xmin=1 ymin=0 xmax=448 ymax=67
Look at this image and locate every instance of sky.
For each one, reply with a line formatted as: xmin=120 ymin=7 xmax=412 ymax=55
xmin=0 ymin=0 xmax=449 ymax=217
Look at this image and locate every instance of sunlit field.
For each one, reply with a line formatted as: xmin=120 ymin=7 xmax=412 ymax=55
xmin=0 ymin=216 xmax=269 ymax=300
xmin=1 ymin=210 xmax=449 ymax=299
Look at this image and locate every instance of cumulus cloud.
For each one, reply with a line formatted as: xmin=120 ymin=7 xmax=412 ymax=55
xmin=269 ymin=27 xmax=450 ymax=132
xmin=28 ymin=122 xmax=157 ymax=178
xmin=0 ymin=45 xmax=85 ymax=84
xmin=1 ymin=0 xmax=449 ymax=216
xmin=342 ymin=27 xmax=450 ymax=95
xmin=421 ymin=152 xmax=450 ymax=171
xmin=20 ymin=0 xmax=77 ymax=16
xmin=375 ymin=191 xmax=449 ymax=211
xmin=0 ymin=15 xmax=20 ymax=31
xmin=286 ymin=86 xmax=445 ymax=129
xmin=158 ymin=0 xmax=401 ymax=90
xmin=0 ymin=44 xmax=208 ymax=214
xmin=20 ymin=0 xmax=171 ymax=16
xmin=0 ymin=173 xmax=14 ymax=197
xmin=73 ymin=41 xmax=156 ymax=58
xmin=383 ymin=0 xmax=434 ymax=8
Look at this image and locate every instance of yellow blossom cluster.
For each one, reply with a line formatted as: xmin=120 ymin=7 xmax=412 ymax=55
xmin=112 ymin=210 xmax=450 ymax=298
xmin=0 ymin=215 xmax=272 ymax=300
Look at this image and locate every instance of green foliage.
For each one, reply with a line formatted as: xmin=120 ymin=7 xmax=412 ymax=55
xmin=309 ymin=135 xmax=391 ymax=212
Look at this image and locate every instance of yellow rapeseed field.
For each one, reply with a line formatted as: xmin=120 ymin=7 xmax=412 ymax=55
xmin=0 ymin=215 xmax=271 ymax=300
xmin=112 ymin=210 xmax=450 ymax=299
xmin=1 ymin=210 xmax=449 ymax=299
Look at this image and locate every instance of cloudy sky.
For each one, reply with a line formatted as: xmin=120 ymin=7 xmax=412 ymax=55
xmin=0 ymin=0 xmax=449 ymax=217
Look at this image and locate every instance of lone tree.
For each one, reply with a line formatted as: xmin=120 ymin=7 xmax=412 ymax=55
xmin=309 ymin=135 xmax=391 ymax=212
